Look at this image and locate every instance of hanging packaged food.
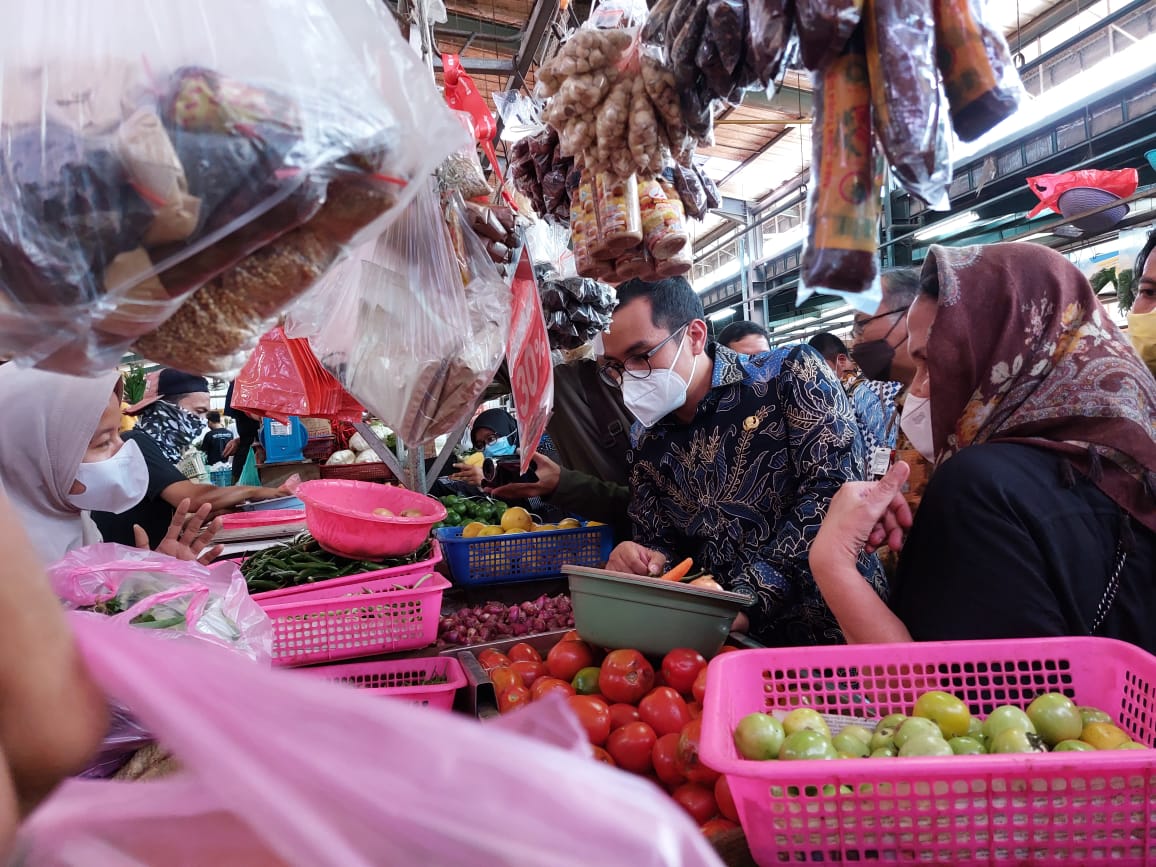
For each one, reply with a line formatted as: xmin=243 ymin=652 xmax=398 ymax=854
xmin=640 ymin=176 xmax=689 ymax=261
xmin=795 ymin=0 xmax=865 ymax=71
xmin=932 ymin=0 xmax=1025 ymax=142
xmin=614 ymin=243 xmax=651 ymax=280
xmin=655 ymin=238 xmax=693 ymax=277
xmin=592 ymin=172 xmax=643 ymax=258
xmin=800 ymin=32 xmax=879 ymax=297
xmin=570 ymin=176 xmax=598 ymax=278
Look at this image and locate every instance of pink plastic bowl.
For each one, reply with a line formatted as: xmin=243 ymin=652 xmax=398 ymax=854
xmin=295 ymin=479 xmax=446 ymax=560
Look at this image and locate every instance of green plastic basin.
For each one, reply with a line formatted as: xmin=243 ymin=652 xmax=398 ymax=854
xmin=564 ymin=566 xmax=750 ymax=659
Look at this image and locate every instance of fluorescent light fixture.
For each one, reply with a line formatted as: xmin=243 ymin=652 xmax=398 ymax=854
xmin=1018 ymin=232 xmax=1051 ymax=243
xmin=914 ymin=211 xmax=980 ymax=242
xmin=708 ymin=308 xmax=738 ymax=322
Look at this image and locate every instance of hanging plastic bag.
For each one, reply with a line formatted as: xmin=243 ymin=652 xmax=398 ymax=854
xmin=20 ymin=614 xmax=723 ymax=866
xmin=933 ymin=0 xmax=1026 ymax=142
xmin=0 ymin=0 xmax=466 ymax=377
xmin=290 ymin=181 xmax=510 ymax=446
xmin=47 ymin=544 xmax=272 ymax=664
xmin=794 ymin=0 xmax=865 ymax=71
xmin=864 ymin=0 xmax=952 ymax=211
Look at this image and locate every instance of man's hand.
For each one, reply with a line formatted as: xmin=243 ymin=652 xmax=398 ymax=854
xmin=607 ymin=542 xmax=668 ymax=577
xmin=221 ymin=439 xmax=238 ymax=459
xmin=488 ymin=452 xmax=561 ymax=500
xmin=811 ymin=462 xmax=914 ymax=575
xmin=136 ymin=498 xmax=223 ymax=563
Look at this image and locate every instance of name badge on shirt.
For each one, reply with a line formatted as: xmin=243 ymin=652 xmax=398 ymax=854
xmin=869 ymin=446 xmax=893 ymax=481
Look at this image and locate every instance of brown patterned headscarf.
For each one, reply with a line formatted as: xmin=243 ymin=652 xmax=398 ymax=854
xmin=923 ymin=242 xmax=1156 ymax=533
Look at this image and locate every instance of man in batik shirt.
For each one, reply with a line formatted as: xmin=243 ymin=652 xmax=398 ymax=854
xmin=600 ymin=277 xmax=885 ymax=647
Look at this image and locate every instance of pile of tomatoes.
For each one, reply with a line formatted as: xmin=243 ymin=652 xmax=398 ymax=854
xmin=477 ymin=633 xmax=740 ymax=835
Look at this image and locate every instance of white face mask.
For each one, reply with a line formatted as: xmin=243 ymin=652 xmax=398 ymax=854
xmin=68 ymin=438 xmax=149 ymax=514
xmin=621 ymin=333 xmax=698 ymax=428
xmin=900 ymin=394 xmax=936 ymax=462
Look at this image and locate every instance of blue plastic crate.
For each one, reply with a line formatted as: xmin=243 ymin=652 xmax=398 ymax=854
xmin=435 ymin=523 xmax=614 ymax=585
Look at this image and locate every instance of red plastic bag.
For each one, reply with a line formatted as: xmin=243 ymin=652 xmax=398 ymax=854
xmin=20 ymin=614 xmax=725 ymax=867
xmin=507 ymin=250 xmax=556 ymax=474
xmin=1026 ymin=168 xmax=1139 ymax=218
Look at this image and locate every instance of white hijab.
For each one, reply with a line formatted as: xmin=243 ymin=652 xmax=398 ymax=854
xmin=0 ymin=366 xmax=121 ymax=564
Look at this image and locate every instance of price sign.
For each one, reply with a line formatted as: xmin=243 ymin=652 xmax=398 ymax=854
xmin=506 ymin=249 xmax=554 ymax=474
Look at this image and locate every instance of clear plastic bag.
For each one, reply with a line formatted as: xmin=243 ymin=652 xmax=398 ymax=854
xmin=865 ymin=0 xmax=952 ymax=211
xmin=20 ymin=613 xmax=725 ymax=867
xmin=47 ymin=543 xmax=272 ymax=664
xmin=0 ymin=0 xmax=465 ymax=376
xmin=794 ymin=0 xmax=865 ymax=71
xmin=288 ymin=181 xmax=509 ymax=446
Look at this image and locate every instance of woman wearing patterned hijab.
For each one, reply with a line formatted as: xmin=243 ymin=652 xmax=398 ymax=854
xmin=810 ymin=242 xmax=1156 ymax=652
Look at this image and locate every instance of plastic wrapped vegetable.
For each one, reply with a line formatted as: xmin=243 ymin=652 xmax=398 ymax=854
xmin=933 ymin=0 xmax=1025 ymax=141
xmin=800 ymin=33 xmax=880 ymax=297
xmin=795 ymin=0 xmax=865 ymax=71
xmin=0 ymin=0 xmax=464 ymax=376
xmin=864 ymin=0 xmax=952 ymax=210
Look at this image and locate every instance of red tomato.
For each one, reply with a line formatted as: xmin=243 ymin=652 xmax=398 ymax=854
xmin=639 ymin=687 xmax=692 ymax=737
xmin=498 ymin=684 xmax=531 ymax=714
xmin=489 ymin=666 xmax=521 ymax=694
xmin=606 ymin=721 xmax=658 ymax=774
xmin=599 ymin=649 xmax=655 ymax=704
xmin=609 ymin=703 xmax=642 ymax=731
xmin=530 ymin=676 xmax=576 ymax=700
xmin=686 ymin=701 xmax=703 ymax=720
xmin=568 ymin=695 xmax=611 ymax=746
xmin=700 ymin=818 xmax=738 ymax=836
xmin=714 ymin=776 xmax=739 ymax=822
xmin=546 ymin=640 xmax=595 ymax=682
xmin=510 ymin=659 xmax=547 ymax=688
xmin=662 ymin=648 xmax=708 ymax=697
xmin=590 ymin=745 xmax=616 ymax=766
xmin=478 ymin=650 xmax=512 ymax=672
xmin=651 ymin=732 xmax=686 ymax=788
xmin=508 ymin=642 xmax=543 ymax=663
xmin=691 ymin=667 xmax=709 ymax=705
xmin=561 ymin=630 xmax=583 ymax=643
xmin=671 ymin=783 xmax=717 ymax=825
xmin=716 ymin=645 xmax=741 ymax=654
xmin=676 ymin=719 xmax=720 ymax=784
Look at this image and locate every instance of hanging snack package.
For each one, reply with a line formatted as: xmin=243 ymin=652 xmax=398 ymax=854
xmin=591 ymin=172 xmax=644 ymax=258
xmin=795 ymin=0 xmax=865 ymax=71
xmin=436 ymin=111 xmax=492 ymax=201
xmin=745 ymin=0 xmax=793 ymax=88
xmin=290 ymin=181 xmax=509 ymax=446
xmin=640 ymin=176 xmax=690 ymax=261
xmin=799 ymin=32 xmax=883 ymax=306
xmin=933 ymin=0 xmax=1025 ymax=141
xmin=864 ymin=0 xmax=952 ymax=211
xmin=0 ymin=0 xmax=464 ymax=376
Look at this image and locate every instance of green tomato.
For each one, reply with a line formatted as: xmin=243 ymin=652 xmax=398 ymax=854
xmin=913 ymin=690 xmax=972 ymax=740
xmin=870 ymin=745 xmax=898 ymax=758
xmin=893 ymin=717 xmax=942 ymax=749
xmin=898 ymin=734 xmax=953 ymax=758
xmin=782 ymin=708 xmax=831 ymax=739
xmin=871 ymin=714 xmax=907 ymax=752
xmin=1053 ymin=739 xmax=1096 ymax=752
xmin=779 ymin=730 xmax=838 ymax=761
xmin=839 ymin=724 xmax=874 ymax=747
xmin=1026 ymin=693 xmax=1083 ymax=746
xmin=988 ymin=727 xmax=1046 ymax=754
xmin=1078 ymin=706 xmax=1113 ymax=727
xmin=1114 ymin=741 xmax=1148 ymax=750
xmin=734 ymin=713 xmax=786 ymax=761
xmin=832 ymin=731 xmax=870 ymax=758
xmin=967 ymin=717 xmax=985 ymax=739
xmin=982 ymin=706 xmax=1036 ymax=741
xmin=948 ymin=736 xmax=986 ymax=756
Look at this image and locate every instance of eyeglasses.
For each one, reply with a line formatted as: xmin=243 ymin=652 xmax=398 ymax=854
xmin=598 ymin=323 xmax=690 ymax=388
xmin=851 ymin=306 xmax=909 ymax=340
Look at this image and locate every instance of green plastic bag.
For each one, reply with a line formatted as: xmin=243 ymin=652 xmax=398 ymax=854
xmin=238 ymin=448 xmax=262 ymax=487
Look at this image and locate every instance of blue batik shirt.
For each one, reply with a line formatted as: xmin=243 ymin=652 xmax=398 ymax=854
xmin=627 ymin=343 xmax=887 ymax=647
xmin=849 ymin=379 xmax=903 ymax=462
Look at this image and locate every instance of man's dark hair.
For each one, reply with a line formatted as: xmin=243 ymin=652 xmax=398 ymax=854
xmin=881 ymin=267 xmax=921 ymax=308
xmin=1135 ymin=228 xmax=1156 ymax=279
xmin=807 ymin=332 xmax=849 ymax=363
xmin=717 ymin=320 xmax=769 ymax=347
xmin=162 ymin=392 xmax=195 ymax=406
xmin=207 ymin=410 xmax=222 ymax=424
xmin=616 ymin=276 xmax=705 ymax=332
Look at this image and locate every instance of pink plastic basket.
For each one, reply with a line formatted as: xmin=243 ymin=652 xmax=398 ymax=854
xmin=250 ymin=540 xmax=442 ymax=603
xmin=305 ymin=656 xmax=467 ymax=711
xmin=296 ymin=479 xmax=446 ymax=560
xmin=699 ymin=637 xmax=1156 ymax=866
xmin=258 ymin=570 xmax=451 ymax=667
